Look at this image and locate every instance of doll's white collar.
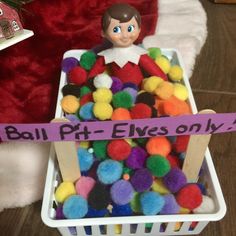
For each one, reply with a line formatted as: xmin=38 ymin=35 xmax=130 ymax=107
xmin=98 ymin=44 xmax=147 ymax=68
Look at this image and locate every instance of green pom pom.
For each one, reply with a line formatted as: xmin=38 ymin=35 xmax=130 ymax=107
xmin=130 ymin=192 xmax=141 ymax=213
xmin=112 ymin=91 xmax=133 ymax=109
xmin=134 ymin=138 xmax=147 ymax=147
xmin=146 ymin=155 xmax=170 ymax=177
xmin=148 ymin=47 xmax=161 ymax=60
xmin=92 ymin=140 xmax=109 ymax=160
xmin=123 ymin=167 xmax=133 ymax=175
xmin=80 ymin=51 xmax=96 ymax=70
xmin=80 ymin=86 xmax=91 ymax=97
xmin=145 ymin=223 xmax=153 ymax=229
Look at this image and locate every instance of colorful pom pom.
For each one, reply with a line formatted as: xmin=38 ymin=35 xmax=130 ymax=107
xmin=80 ymin=86 xmax=92 ymax=97
xmin=152 ymin=178 xmax=170 ymax=194
xmin=79 ymin=102 xmax=95 ymax=120
xmin=123 ymin=87 xmax=138 ymax=103
xmin=93 ymin=102 xmax=113 ymax=120
xmin=155 ymin=56 xmax=171 ymax=74
xmin=80 ymin=51 xmax=96 ymax=70
xmin=63 ymin=195 xmax=88 ymax=219
xmin=94 ymin=74 xmax=113 ymax=89
xmin=55 ymin=182 xmax=76 ymax=203
xmin=88 ymin=183 xmax=110 ymax=210
xmin=168 ymin=65 xmax=183 ymax=82
xmin=146 ymin=155 xmax=170 ymax=177
xmin=125 ymin=146 xmax=147 ymax=169
xmin=193 ymin=195 xmax=215 ymax=213
xmin=68 ymin=66 xmax=87 ymax=85
xmin=143 ymin=76 xmax=163 ymax=93
xmin=160 ymin=194 xmax=180 ymax=214
xmin=75 ymin=176 xmax=95 ymax=199
xmin=92 ymin=140 xmax=108 ymax=160
xmin=107 ymin=139 xmax=131 ymax=161
xmin=155 ymin=81 xmax=174 ymax=100
xmin=136 ymin=92 xmax=155 ymax=106
xmin=111 ymin=76 xmax=123 ymax=93
xmin=97 ymin=160 xmax=122 ymax=184
xmin=130 ymin=192 xmax=141 ymax=213
xmin=112 ymin=91 xmax=133 ymax=109
xmin=176 ymin=184 xmax=202 ymax=210
xmin=146 ymin=137 xmax=171 ymax=156
xmin=130 ymin=103 xmax=152 ymax=119
xmin=62 ymin=84 xmax=80 ymax=97
xmin=173 ymin=83 xmax=188 ymax=101
xmin=61 ymin=95 xmax=80 ymax=114
xmin=111 ymin=108 xmax=131 ymax=120
xmin=111 ymin=203 xmax=133 ymax=216
xmin=62 ymin=57 xmax=79 ymax=73
xmin=77 ymin=148 xmax=94 ymax=172
xmin=140 ymin=191 xmax=165 ymax=215
xmin=148 ymin=47 xmax=161 ymax=60
xmin=163 ymin=167 xmax=187 ymax=193
xmin=130 ymin=168 xmax=153 ymax=192
xmin=111 ymin=180 xmax=134 ymax=205
xmin=93 ymin=88 xmax=112 ymax=103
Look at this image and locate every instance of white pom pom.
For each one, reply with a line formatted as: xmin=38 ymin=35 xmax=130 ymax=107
xmin=193 ymin=195 xmax=215 ymax=214
xmin=94 ymin=73 xmax=112 ymax=89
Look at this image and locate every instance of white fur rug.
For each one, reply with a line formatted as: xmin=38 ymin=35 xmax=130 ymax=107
xmin=0 ymin=0 xmax=207 ymax=212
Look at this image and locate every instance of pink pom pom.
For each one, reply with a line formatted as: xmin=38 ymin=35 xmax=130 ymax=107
xmin=75 ymin=176 xmax=95 ymax=199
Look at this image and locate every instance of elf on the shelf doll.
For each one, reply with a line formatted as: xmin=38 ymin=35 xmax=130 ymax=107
xmin=88 ymin=3 xmax=167 ymax=86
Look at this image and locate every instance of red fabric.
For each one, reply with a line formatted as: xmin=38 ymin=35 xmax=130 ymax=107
xmin=0 ymin=0 xmax=158 ymax=123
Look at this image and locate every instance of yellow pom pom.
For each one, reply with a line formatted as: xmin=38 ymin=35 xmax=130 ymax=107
xmin=79 ymin=141 xmax=90 ymax=149
xmin=93 ymin=102 xmax=113 ymax=120
xmin=173 ymin=83 xmax=188 ymax=101
xmin=61 ymin=95 xmax=80 ymax=114
xmin=143 ymin=76 xmax=163 ymax=93
xmin=168 ymin=65 xmax=183 ymax=81
xmin=93 ymin=88 xmax=112 ymax=103
xmin=152 ymin=178 xmax=170 ymax=194
xmin=179 ymin=207 xmax=191 ymax=214
xmin=55 ymin=182 xmax=76 ymax=203
xmin=115 ymin=225 xmax=122 ymax=234
xmin=155 ymin=81 xmax=174 ymax=100
xmin=174 ymin=222 xmax=182 ymax=231
xmin=155 ymin=56 xmax=171 ymax=74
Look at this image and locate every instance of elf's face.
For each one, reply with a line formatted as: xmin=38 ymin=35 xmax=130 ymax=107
xmin=103 ymin=17 xmax=140 ymax=47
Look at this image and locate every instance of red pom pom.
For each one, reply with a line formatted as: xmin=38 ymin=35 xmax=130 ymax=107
xmin=173 ymin=135 xmax=190 ymax=153
xmin=107 ymin=140 xmax=131 ymax=161
xmin=130 ymin=103 xmax=152 ymax=119
xmin=80 ymin=93 xmax=93 ymax=106
xmin=176 ymin=184 xmax=202 ymax=210
xmin=167 ymin=154 xmax=181 ymax=168
xmin=68 ymin=66 xmax=87 ymax=85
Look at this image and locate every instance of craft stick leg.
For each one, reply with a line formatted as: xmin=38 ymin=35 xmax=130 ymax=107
xmin=182 ymin=109 xmax=216 ymax=183
xmin=51 ymin=118 xmax=81 ymax=182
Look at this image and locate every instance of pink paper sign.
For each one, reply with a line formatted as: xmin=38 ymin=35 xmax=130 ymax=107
xmin=0 ymin=113 xmax=235 ymax=142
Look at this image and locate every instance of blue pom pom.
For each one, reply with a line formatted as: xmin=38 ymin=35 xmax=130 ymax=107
xmin=97 ymin=160 xmax=122 ymax=184
xmin=140 ymin=192 xmax=165 ymax=215
xmin=79 ymin=102 xmax=95 ymax=120
xmin=111 ymin=203 xmax=133 ymax=216
xmin=86 ymin=206 xmax=108 ymax=218
xmin=63 ymin=195 xmax=88 ymax=219
xmin=78 ymin=148 xmax=94 ymax=171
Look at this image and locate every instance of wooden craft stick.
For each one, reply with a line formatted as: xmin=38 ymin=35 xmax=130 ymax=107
xmin=182 ymin=109 xmax=216 ymax=183
xmin=51 ymin=118 xmax=81 ymax=182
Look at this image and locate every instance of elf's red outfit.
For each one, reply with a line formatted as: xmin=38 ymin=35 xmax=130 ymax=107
xmin=88 ymin=45 xmax=167 ymax=85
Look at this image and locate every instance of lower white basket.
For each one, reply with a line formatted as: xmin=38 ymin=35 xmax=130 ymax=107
xmin=41 ymin=49 xmax=226 ymax=236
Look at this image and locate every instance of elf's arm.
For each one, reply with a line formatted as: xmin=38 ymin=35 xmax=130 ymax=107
xmin=88 ymin=56 xmax=106 ymax=78
xmin=139 ymin=54 xmax=168 ymax=80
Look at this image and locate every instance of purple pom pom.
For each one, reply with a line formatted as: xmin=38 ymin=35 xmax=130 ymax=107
xmin=126 ymin=147 xmax=147 ymax=169
xmin=130 ymin=169 xmax=153 ymax=192
xmin=123 ymin=87 xmax=138 ymax=103
xmin=163 ymin=167 xmax=187 ymax=193
xmin=111 ymin=180 xmax=134 ymax=205
xmin=56 ymin=206 xmax=65 ymax=219
xmin=62 ymin=57 xmax=79 ymax=73
xmin=122 ymin=83 xmax=138 ymax=90
xmin=111 ymin=76 xmax=123 ymax=93
xmin=160 ymin=194 xmax=180 ymax=214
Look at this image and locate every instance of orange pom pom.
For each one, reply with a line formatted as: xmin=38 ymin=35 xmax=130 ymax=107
xmin=146 ymin=137 xmax=171 ymax=156
xmin=111 ymin=108 xmax=131 ymax=121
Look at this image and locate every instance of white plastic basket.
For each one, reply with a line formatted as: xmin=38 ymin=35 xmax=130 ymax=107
xmin=41 ymin=49 xmax=226 ymax=236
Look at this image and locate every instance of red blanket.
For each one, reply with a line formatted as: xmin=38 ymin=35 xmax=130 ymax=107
xmin=0 ymin=0 xmax=158 ymax=123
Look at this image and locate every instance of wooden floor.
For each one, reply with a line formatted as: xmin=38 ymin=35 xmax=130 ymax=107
xmin=0 ymin=0 xmax=236 ymax=235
